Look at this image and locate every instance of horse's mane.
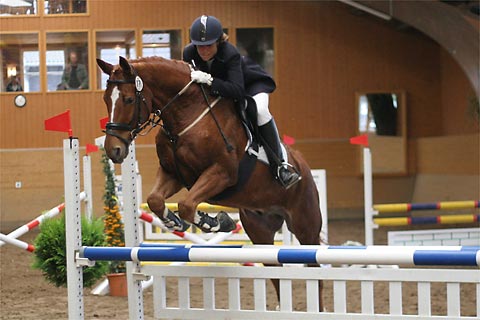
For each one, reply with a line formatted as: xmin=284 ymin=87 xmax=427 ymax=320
xmin=127 ymin=56 xmax=190 ymax=75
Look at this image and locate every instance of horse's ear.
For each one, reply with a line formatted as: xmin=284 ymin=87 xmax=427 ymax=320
xmin=119 ymin=56 xmax=133 ymax=76
xmin=96 ymin=59 xmax=113 ymax=76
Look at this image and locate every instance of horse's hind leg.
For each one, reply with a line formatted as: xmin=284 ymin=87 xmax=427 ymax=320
xmin=287 ymin=198 xmax=324 ymax=311
xmin=239 ymin=208 xmax=285 ymax=308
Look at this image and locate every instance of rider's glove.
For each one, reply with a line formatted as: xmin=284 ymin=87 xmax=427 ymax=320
xmin=191 ymin=70 xmax=213 ymax=86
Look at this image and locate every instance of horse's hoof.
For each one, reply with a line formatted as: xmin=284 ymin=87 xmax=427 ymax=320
xmin=217 ymin=211 xmax=236 ymax=232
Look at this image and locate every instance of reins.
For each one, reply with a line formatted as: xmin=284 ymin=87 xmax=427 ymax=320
xmin=105 ymin=61 xmax=234 ymax=154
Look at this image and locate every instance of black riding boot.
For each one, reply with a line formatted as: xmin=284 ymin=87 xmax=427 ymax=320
xmin=259 ymin=119 xmax=301 ymax=189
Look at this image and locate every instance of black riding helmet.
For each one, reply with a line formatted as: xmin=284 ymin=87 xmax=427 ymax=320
xmin=190 ymin=15 xmax=223 ymax=45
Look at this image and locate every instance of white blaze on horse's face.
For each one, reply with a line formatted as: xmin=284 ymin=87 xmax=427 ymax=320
xmin=110 ymin=86 xmax=120 ymax=122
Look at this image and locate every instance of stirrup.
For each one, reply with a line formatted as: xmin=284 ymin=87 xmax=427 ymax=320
xmin=194 ymin=211 xmax=236 ymax=233
xmin=276 ymin=163 xmax=302 ymax=189
xmin=161 ymin=209 xmax=190 ymax=232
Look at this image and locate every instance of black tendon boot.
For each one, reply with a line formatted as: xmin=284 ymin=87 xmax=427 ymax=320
xmin=161 ymin=209 xmax=190 ymax=232
xmin=259 ymin=119 xmax=301 ymax=189
xmin=194 ymin=211 xmax=236 ymax=233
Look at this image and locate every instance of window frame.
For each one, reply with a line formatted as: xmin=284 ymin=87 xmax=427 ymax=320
xmin=234 ymin=26 xmax=276 ymax=79
xmin=45 ymin=29 xmax=90 ymax=92
xmin=43 ymin=0 xmax=89 ymax=16
xmin=94 ymin=29 xmax=138 ymax=90
xmin=0 ymin=31 xmax=41 ymax=94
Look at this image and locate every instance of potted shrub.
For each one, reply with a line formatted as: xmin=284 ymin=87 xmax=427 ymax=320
xmin=101 ymin=150 xmax=127 ymax=296
xmin=33 ymin=213 xmax=108 ymax=288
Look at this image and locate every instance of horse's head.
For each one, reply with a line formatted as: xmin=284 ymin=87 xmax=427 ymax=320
xmin=97 ymin=56 xmax=153 ymax=163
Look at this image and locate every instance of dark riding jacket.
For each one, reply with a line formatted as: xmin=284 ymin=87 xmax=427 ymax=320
xmin=183 ymin=42 xmax=276 ymax=100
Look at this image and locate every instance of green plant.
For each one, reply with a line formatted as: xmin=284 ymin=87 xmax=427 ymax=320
xmin=32 ymin=214 xmax=108 ymax=287
xmin=101 ymin=149 xmax=126 ymax=274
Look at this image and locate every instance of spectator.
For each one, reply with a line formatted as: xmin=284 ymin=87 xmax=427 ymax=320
xmin=57 ymin=51 xmax=88 ymax=90
xmin=6 ymin=76 xmax=23 ymax=92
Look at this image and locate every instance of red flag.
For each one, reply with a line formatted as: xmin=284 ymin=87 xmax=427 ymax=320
xmin=86 ymin=144 xmax=99 ymax=155
xmin=349 ymin=134 xmax=369 ymax=147
xmin=44 ymin=110 xmax=72 ymax=137
xmin=282 ymin=134 xmax=296 ymax=146
xmin=99 ymin=117 xmax=109 ymax=130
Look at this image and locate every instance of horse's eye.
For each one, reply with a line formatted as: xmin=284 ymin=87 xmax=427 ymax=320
xmin=124 ymin=97 xmax=135 ymax=105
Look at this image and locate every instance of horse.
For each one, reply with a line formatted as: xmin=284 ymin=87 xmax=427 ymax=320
xmin=97 ymin=56 xmax=324 ymax=310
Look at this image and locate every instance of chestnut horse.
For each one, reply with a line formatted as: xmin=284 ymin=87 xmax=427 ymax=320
xmin=97 ymin=56 xmax=323 ymax=309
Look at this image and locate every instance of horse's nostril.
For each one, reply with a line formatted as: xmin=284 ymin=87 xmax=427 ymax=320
xmin=114 ymin=147 xmax=122 ymax=158
xmin=106 ymin=146 xmax=125 ymax=163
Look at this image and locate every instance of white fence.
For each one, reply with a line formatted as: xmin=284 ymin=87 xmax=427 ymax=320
xmin=144 ymin=264 xmax=479 ymax=319
xmin=388 ymin=228 xmax=480 ymax=246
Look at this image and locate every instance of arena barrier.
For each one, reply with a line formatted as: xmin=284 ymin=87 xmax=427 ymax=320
xmin=62 ymin=138 xmax=479 ymax=319
xmin=350 ymin=135 xmax=480 ymax=246
xmin=142 ymin=265 xmax=479 ymax=320
xmin=388 ymin=228 xmax=480 ymax=246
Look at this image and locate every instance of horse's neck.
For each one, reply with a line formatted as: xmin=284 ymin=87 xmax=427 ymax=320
xmin=137 ymin=61 xmax=204 ymax=130
xmin=134 ymin=59 xmax=187 ymax=99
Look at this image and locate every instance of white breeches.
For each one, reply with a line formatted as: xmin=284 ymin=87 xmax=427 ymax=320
xmin=253 ymin=92 xmax=272 ymax=126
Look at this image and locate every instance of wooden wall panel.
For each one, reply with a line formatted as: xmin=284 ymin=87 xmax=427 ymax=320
xmin=440 ymin=50 xmax=479 ymax=135
xmin=2 ymin=0 xmax=471 ymax=150
xmin=416 ymin=133 xmax=480 ymax=175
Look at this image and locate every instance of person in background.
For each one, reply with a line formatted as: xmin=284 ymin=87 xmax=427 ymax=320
xmin=6 ymin=76 xmax=23 ymax=92
xmin=183 ymin=15 xmax=301 ymax=189
xmin=57 ymin=51 xmax=88 ymax=90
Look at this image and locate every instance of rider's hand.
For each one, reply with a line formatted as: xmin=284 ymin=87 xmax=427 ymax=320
xmin=191 ymin=70 xmax=213 ymax=86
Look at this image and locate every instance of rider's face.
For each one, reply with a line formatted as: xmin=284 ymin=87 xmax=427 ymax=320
xmin=196 ymin=43 xmax=218 ymax=62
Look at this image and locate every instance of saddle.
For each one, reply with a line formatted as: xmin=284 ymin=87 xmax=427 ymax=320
xmin=210 ymin=97 xmax=286 ymax=201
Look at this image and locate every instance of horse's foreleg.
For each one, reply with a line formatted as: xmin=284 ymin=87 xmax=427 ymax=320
xmin=146 ymin=167 xmax=187 ymax=231
xmin=177 ymin=164 xmax=236 ymax=232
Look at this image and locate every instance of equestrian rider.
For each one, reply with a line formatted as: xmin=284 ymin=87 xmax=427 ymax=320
xmin=183 ymin=15 xmax=301 ymax=189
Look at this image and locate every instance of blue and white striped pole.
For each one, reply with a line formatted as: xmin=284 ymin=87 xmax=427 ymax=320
xmin=80 ymin=245 xmax=480 ymax=267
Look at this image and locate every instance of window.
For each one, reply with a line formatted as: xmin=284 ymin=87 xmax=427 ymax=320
xmin=0 ymin=0 xmax=37 ymax=15
xmin=1 ymin=33 xmax=40 ymax=93
xmin=96 ymin=30 xmax=136 ymax=89
xmin=44 ymin=0 xmax=87 ymax=14
xmin=142 ymin=30 xmax=182 ymax=60
xmin=358 ymin=93 xmax=399 ymax=135
xmin=236 ymin=28 xmax=274 ymax=76
xmin=46 ymin=32 xmax=89 ymax=91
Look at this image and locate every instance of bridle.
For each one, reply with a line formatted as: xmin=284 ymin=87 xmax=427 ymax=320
xmin=104 ymin=74 xmax=151 ymax=147
xmin=105 ymin=63 xmax=230 ymax=152
xmin=104 ymin=65 xmax=194 ymax=148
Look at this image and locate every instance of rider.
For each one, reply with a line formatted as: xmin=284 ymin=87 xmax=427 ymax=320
xmin=183 ymin=15 xmax=301 ymax=189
